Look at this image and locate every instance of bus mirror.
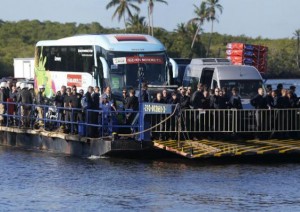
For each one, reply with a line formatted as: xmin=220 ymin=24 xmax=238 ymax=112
xmin=93 ymin=66 xmax=98 ymax=79
xmin=99 ymin=57 xmax=109 ymax=78
xmin=169 ymin=58 xmax=178 ymax=78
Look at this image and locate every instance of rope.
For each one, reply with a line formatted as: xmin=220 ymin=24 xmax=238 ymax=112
xmin=117 ymin=104 xmax=180 ymax=137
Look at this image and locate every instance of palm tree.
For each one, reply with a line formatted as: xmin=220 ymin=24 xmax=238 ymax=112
xmin=188 ymin=2 xmax=207 ymax=49
xmin=106 ymin=0 xmax=140 ymax=31
xmin=142 ymin=0 xmax=168 ymax=36
xmin=126 ymin=14 xmax=147 ymax=33
xmin=293 ymin=29 xmax=300 ymax=70
xmin=205 ymin=0 xmax=223 ymax=57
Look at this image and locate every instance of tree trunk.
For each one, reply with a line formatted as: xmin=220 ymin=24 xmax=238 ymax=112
xmin=124 ymin=14 xmax=127 ymax=32
xmin=151 ymin=10 xmax=154 ymax=36
xmin=148 ymin=6 xmax=151 ymax=35
xmin=297 ymin=36 xmax=300 ymax=70
xmin=206 ymin=21 xmax=214 ymax=57
xmin=191 ymin=24 xmax=201 ymax=49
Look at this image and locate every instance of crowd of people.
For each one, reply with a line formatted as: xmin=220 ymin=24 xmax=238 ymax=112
xmin=0 ymin=79 xmax=299 ymax=137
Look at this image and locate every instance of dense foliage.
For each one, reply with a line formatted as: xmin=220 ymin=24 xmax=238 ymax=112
xmin=0 ymin=19 xmax=299 ymax=78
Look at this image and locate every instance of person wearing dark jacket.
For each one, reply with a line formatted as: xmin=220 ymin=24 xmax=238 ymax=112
xmin=265 ymin=87 xmax=274 ymax=109
xmin=215 ymin=90 xmax=227 ymax=109
xmin=17 ymin=83 xmax=33 ymax=127
xmin=200 ymin=90 xmax=211 ymax=109
xmin=169 ymin=92 xmax=179 ymax=104
xmin=162 ymin=89 xmax=170 ymax=103
xmin=153 ymin=92 xmax=165 ymax=104
xmin=125 ymin=89 xmax=139 ymax=125
xmin=251 ymin=88 xmax=268 ymax=109
xmin=179 ymin=88 xmax=190 ymax=109
xmin=0 ymin=82 xmax=8 ymax=125
xmin=229 ymin=87 xmax=243 ymax=131
xmin=229 ymin=87 xmax=243 ymax=109
xmin=276 ymin=89 xmax=290 ymax=109
xmin=251 ymin=88 xmax=268 ymax=131
xmin=191 ymin=83 xmax=204 ymax=109
xmin=214 ymin=90 xmax=228 ymax=131
xmin=141 ymin=82 xmax=150 ymax=102
xmin=85 ymin=86 xmax=94 ymax=136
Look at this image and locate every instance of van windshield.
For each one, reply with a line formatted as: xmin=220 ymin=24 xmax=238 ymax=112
xmin=220 ymin=80 xmax=263 ymax=99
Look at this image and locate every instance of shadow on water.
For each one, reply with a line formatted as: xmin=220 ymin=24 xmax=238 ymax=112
xmin=2 ymin=145 xmax=300 ymax=167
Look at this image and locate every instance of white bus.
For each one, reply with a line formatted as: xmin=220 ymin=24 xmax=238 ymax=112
xmin=34 ymin=34 xmax=174 ymax=98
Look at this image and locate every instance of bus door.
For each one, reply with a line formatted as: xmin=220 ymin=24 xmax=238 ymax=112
xmin=200 ymin=68 xmax=214 ymax=89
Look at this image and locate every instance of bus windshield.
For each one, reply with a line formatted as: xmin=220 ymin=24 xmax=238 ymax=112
xmin=220 ymin=80 xmax=264 ymax=99
xmin=106 ymin=51 xmax=167 ymax=90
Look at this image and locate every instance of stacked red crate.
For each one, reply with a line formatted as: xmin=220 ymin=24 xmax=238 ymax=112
xmin=226 ymin=43 xmax=268 ymax=72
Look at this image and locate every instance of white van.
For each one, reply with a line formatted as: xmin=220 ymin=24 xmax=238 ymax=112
xmin=182 ymin=58 xmax=265 ymax=108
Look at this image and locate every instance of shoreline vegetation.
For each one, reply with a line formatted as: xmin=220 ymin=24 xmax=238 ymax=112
xmin=0 ymin=19 xmax=299 ymax=79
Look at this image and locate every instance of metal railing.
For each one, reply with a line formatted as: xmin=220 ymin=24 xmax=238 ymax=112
xmin=150 ymin=108 xmax=300 ymax=134
xmin=0 ymin=101 xmax=139 ymax=138
xmin=0 ymin=100 xmax=300 ymax=139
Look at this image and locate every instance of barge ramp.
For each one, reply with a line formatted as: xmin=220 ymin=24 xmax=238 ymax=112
xmin=153 ymin=139 xmax=300 ymax=159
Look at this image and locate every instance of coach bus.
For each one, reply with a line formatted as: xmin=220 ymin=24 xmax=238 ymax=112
xmin=34 ymin=34 xmax=175 ymax=98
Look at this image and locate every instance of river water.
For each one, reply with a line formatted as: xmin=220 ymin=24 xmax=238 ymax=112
xmin=1 ymin=146 xmax=300 ymax=211
xmin=1 ymin=79 xmax=300 ymax=211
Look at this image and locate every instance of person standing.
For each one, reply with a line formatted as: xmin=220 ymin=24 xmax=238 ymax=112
xmin=36 ymin=85 xmax=46 ymax=126
xmin=229 ymin=87 xmax=243 ymax=109
xmin=162 ymin=88 xmax=169 ymax=103
xmin=169 ymin=91 xmax=179 ymax=104
xmin=0 ymin=82 xmax=8 ymax=125
xmin=191 ymin=83 xmax=204 ymax=109
xmin=141 ymin=82 xmax=150 ymax=102
xmin=69 ymin=85 xmax=82 ymax=133
xmin=17 ymin=83 xmax=33 ymax=127
xmin=85 ymin=86 xmax=94 ymax=137
xmin=63 ymin=87 xmax=72 ymax=133
xmin=251 ymin=88 xmax=268 ymax=131
xmin=179 ymin=87 xmax=190 ymax=109
xmin=125 ymin=89 xmax=139 ymax=125
xmin=153 ymin=92 xmax=165 ymax=104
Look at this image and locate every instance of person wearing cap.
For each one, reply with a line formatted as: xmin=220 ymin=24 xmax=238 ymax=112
xmin=0 ymin=82 xmax=8 ymax=125
xmin=17 ymin=83 xmax=33 ymax=127
xmin=36 ymin=85 xmax=46 ymax=126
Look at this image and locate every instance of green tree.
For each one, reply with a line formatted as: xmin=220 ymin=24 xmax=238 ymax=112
xmin=205 ymin=0 xmax=223 ymax=57
xmin=293 ymin=29 xmax=300 ymax=70
xmin=189 ymin=2 xmax=207 ymax=49
xmin=142 ymin=0 xmax=168 ymax=36
xmin=126 ymin=14 xmax=147 ymax=33
xmin=106 ymin=0 xmax=140 ymax=31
